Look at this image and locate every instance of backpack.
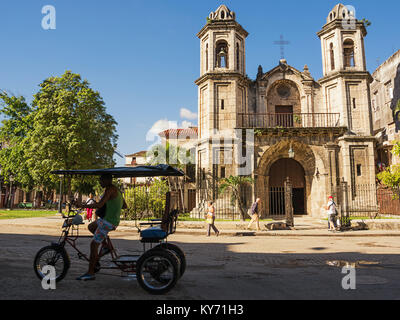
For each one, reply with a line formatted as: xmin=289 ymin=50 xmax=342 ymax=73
xmin=329 ymin=201 xmax=338 ymax=216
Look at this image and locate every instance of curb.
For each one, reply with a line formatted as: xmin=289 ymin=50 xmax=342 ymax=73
xmin=174 ymin=229 xmax=400 ymax=237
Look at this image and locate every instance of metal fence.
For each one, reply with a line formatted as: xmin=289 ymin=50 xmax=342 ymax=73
xmin=345 ymin=184 xmax=378 ymax=218
xmin=269 ymin=187 xmax=286 ymax=216
xmin=191 ymin=186 xmax=253 ymax=220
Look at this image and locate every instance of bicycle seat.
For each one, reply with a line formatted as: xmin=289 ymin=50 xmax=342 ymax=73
xmin=140 ymin=227 xmax=167 ymax=242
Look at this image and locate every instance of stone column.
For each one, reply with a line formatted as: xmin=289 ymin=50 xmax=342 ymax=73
xmin=284 ymin=177 xmax=294 ymax=227
xmin=325 ymin=143 xmax=340 ymax=195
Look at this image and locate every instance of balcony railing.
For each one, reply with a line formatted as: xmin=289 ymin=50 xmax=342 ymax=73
xmin=237 ymin=113 xmax=341 ymax=129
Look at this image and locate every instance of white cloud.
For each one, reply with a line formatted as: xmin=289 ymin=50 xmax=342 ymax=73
xmin=146 ymin=119 xmax=195 ymax=142
xmin=181 ymin=120 xmax=194 ymax=128
xmin=180 ymin=108 xmax=197 ymax=120
xmin=146 ymin=119 xmax=178 ymax=142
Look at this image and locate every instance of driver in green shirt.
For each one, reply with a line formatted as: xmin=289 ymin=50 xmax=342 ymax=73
xmin=77 ymin=173 xmax=126 ymax=281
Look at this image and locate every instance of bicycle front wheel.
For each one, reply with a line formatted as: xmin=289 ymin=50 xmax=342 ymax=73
xmin=33 ymin=245 xmax=70 ymax=282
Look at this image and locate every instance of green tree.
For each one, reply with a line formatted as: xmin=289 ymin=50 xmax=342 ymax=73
xmin=377 ymin=141 xmax=400 ymax=197
xmin=1 ymin=71 xmax=119 ymax=200
xmin=219 ymin=175 xmax=254 ymax=221
xmin=0 ymin=92 xmax=34 ymax=189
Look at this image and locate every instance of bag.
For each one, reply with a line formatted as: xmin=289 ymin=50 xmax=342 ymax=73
xmin=206 ymin=213 xmax=213 ymax=224
xmin=247 ymin=209 xmax=253 ymax=218
xmin=95 ymin=203 xmax=106 ymax=219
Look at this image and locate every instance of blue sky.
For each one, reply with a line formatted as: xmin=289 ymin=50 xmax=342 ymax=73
xmin=0 ymin=0 xmax=399 ymax=166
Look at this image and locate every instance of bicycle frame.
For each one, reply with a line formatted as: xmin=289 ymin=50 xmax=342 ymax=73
xmin=56 ymin=218 xmax=123 ymax=269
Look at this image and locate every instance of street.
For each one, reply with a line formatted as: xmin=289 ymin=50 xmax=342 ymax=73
xmin=1 ymin=216 xmax=400 ymax=300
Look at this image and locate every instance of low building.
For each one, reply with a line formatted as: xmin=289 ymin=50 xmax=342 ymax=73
xmin=158 ymin=127 xmax=198 ymax=212
xmin=371 ymin=49 xmax=400 ymax=168
xmin=123 ymin=151 xmax=148 ymax=185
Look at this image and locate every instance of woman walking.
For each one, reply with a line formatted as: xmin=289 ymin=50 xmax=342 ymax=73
xmin=205 ymin=201 xmax=219 ymax=237
xmin=85 ymin=193 xmax=96 ymax=222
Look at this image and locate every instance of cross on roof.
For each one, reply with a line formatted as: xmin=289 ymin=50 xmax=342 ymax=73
xmin=273 ymin=35 xmax=290 ymax=60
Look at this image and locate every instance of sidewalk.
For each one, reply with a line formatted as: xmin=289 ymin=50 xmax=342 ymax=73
xmin=116 ymin=216 xmax=400 ymax=237
xmin=168 ymin=216 xmax=400 ymax=237
xmin=2 ymin=214 xmax=400 ymax=237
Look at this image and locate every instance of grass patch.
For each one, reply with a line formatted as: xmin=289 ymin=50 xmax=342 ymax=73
xmin=0 ymin=210 xmax=58 ymax=220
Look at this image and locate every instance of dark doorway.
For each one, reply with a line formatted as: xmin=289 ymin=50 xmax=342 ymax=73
xmin=188 ymin=189 xmax=196 ymax=212
xmin=268 ymin=158 xmax=306 ymax=215
xmin=275 ymin=105 xmax=293 ymax=127
xmin=292 ymin=188 xmax=305 ymax=214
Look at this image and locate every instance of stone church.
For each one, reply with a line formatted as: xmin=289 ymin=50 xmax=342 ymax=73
xmin=194 ymin=4 xmax=377 ymax=218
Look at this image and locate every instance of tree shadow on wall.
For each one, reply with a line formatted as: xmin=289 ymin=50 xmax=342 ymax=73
xmin=392 ymin=63 xmax=400 ymax=132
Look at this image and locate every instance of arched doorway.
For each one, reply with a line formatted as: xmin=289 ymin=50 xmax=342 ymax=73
xmin=269 ymin=158 xmax=306 ymax=215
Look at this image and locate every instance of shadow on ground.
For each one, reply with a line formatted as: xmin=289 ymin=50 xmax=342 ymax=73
xmin=1 ymin=232 xmax=400 ymax=300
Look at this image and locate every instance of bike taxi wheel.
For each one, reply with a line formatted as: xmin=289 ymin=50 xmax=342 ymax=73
xmin=152 ymin=243 xmax=186 ymax=278
xmin=33 ymin=245 xmax=70 ymax=282
xmin=136 ymin=249 xmax=180 ymax=295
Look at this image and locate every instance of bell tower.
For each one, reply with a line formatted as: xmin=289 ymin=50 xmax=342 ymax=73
xmin=318 ymin=4 xmax=367 ymax=77
xmin=318 ymin=4 xmax=376 ymax=191
xmin=195 ymin=5 xmax=250 ymax=198
xmin=317 ymin=3 xmax=373 ymax=136
xmin=196 ymin=4 xmax=249 ymax=141
xmin=199 ymin=5 xmax=247 ymax=77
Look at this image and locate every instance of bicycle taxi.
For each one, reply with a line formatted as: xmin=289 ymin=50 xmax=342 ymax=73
xmin=33 ymin=164 xmax=186 ymax=295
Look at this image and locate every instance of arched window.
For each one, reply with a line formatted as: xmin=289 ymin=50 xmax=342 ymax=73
xmin=330 ymin=43 xmax=335 ymax=70
xmin=205 ymin=44 xmax=209 ymax=71
xmin=215 ymin=41 xmax=228 ymax=68
xmin=236 ymin=43 xmax=240 ymax=71
xmin=343 ymin=39 xmax=355 ymax=67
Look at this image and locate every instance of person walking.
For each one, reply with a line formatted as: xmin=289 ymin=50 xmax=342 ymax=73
xmin=85 ymin=193 xmax=96 ymax=222
xmin=247 ymin=198 xmax=261 ymax=231
xmin=326 ymin=196 xmax=337 ymax=231
xmin=205 ymin=201 xmax=219 ymax=237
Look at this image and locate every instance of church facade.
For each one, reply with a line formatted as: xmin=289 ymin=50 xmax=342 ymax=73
xmin=194 ymin=4 xmax=377 ymax=218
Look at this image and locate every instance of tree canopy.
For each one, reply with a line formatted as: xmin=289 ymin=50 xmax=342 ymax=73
xmin=0 ymin=71 xmax=118 ymax=197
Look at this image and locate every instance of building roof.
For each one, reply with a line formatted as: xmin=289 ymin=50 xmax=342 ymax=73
xmin=158 ymin=127 xmax=198 ymax=139
xmin=372 ymin=49 xmax=400 ymax=77
xmin=125 ymin=150 xmax=147 ymax=157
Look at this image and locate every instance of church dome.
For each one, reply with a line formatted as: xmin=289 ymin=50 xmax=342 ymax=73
xmin=326 ymin=3 xmax=355 ymax=24
xmin=208 ymin=4 xmax=236 ymax=21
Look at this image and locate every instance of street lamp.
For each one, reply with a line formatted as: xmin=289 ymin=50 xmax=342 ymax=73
xmin=0 ymin=168 xmax=2 ymax=208
xmin=58 ymin=174 xmax=63 ymax=214
xmin=9 ymin=175 xmax=14 ymax=209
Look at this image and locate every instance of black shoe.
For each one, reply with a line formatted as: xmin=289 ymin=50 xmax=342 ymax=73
xmin=76 ymin=273 xmax=95 ymax=281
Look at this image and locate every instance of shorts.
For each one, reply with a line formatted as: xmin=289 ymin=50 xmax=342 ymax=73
xmin=93 ymin=218 xmax=116 ymax=244
xmin=329 ymin=214 xmax=337 ymax=223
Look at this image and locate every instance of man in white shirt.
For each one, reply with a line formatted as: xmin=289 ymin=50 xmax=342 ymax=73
xmin=326 ymin=196 xmax=337 ymax=231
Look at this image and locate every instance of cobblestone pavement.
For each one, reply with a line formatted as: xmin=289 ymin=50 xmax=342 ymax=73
xmin=1 ymin=216 xmax=400 ymax=300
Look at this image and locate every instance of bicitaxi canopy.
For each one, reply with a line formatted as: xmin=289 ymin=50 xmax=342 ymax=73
xmin=51 ymin=164 xmax=184 ymax=178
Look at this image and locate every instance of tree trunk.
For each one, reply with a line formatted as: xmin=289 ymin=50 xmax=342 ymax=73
xmin=234 ymin=189 xmax=246 ymax=221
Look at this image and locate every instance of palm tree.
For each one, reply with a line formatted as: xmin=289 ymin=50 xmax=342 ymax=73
xmin=219 ymin=175 xmax=254 ymax=221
